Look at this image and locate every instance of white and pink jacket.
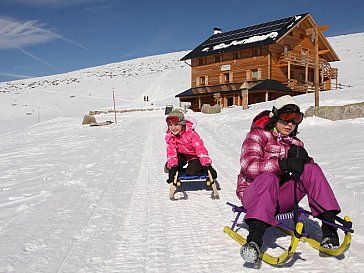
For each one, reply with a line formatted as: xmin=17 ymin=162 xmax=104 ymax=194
xmin=165 ymin=119 xmax=212 ymax=169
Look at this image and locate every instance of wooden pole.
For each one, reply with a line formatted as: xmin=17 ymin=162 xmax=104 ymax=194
xmin=112 ymin=88 xmax=117 ymax=124
xmin=314 ymin=24 xmax=320 ymax=109
xmin=305 ymin=64 xmax=309 ymax=94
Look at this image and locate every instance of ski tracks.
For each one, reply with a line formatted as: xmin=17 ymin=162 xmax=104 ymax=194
xmin=1 ymin=112 xmax=362 ymax=272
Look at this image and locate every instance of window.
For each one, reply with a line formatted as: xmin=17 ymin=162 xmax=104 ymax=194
xmin=198 ymin=58 xmax=205 ymax=65
xmin=197 ymin=76 xmax=208 ymax=86
xmin=200 ymin=76 xmax=206 ymax=85
xmin=220 ymin=72 xmax=233 ymax=84
xmin=248 ymin=68 xmax=261 ymax=81
xmin=283 ymin=45 xmax=290 ymax=53
xmin=234 ymin=51 xmax=242 ymax=59
xmin=215 ymin=55 xmax=222 ymax=62
xmin=223 ymin=73 xmax=230 ymax=83
xmin=252 ymin=47 xmax=261 ymax=56
xmin=252 ymin=69 xmax=259 ymax=80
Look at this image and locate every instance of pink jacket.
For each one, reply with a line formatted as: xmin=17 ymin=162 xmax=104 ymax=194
xmin=165 ymin=119 xmax=212 ymax=169
xmin=236 ymin=111 xmax=305 ymax=201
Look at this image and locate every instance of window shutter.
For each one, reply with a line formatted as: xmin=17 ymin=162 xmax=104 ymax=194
xmin=205 ymin=76 xmax=208 ymax=85
xmin=230 ymin=72 xmax=233 ymax=82
xmin=246 ymin=70 xmax=251 ymax=81
xmin=258 ymin=68 xmax=262 ymax=80
xmin=219 ymin=74 xmax=223 ymax=84
xmin=196 ymin=77 xmax=199 ymax=87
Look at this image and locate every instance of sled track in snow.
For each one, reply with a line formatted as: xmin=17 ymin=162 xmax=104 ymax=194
xmin=55 ymin=125 xmax=128 ymax=273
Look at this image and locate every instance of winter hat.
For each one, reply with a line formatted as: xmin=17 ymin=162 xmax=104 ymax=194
xmin=269 ymin=95 xmax=300 ymax=118
xmin=168 ymin=109 xmax=186 ymax=125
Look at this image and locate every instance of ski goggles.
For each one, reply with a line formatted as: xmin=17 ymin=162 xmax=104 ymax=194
xmin=166 ymin=116 xmax=179 ymax=125
xmin=278 ymin=111 xmax=304 ymax=125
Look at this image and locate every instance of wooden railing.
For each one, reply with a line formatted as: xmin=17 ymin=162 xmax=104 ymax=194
xmin=279 ymin=53 xmax=338 ymax=79
xmin=279 ymin=52 xmax=315 ymax=67
xmin=320 ymin=60 xmax=338 ymax=79
xmin=330 ymin=68 xmax=338 ymax=79
xmin=284 ymin=79 xmax=327 ymax=93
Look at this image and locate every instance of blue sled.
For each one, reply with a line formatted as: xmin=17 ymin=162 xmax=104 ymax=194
xmin=169 ymin=170 xmax=219 ymax=200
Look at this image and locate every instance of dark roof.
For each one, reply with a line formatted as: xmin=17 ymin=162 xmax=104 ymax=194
xmin=249 ymin=79 xmax=292 ymax=92
xmin=176 ymin=80 xmax=291 ymax=98
xmin=176 ymin=83 xmax=244 ymax=97
xmin=181 ymin=13 xmax=309 ymax=61
xmin=175 ymin=88 xmax=195 ymax=97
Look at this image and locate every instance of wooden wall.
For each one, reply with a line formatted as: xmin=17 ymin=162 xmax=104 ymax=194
xmin=187 ymin=22 xmax=336 ymax=99
xmin=191 ymin=47 xmax=270 ymax=87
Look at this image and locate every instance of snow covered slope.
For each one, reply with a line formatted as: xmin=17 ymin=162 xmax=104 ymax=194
xmin=0 ymin=34 xmax=364 ymax=272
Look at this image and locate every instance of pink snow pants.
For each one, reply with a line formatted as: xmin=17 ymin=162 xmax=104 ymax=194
xmin=242 ymin=163 xmax=341 ymax=226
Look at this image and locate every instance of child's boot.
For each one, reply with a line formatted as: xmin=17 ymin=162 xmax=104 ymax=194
xmin=240 ymin=219 xmax=270 ymax=264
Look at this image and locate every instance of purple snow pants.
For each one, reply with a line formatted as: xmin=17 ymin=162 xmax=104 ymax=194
xmin=242 ymin=163 xmax=341 ymax=226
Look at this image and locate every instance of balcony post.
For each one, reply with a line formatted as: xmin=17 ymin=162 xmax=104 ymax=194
xmin=314 ymin=24 xmax=320 ymax=108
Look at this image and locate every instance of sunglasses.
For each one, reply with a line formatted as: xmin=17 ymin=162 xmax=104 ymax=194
xmin=278 ymin=111 xmax=304 ymax=125
xmin=166 ymin=116 xmax=179 ymax=125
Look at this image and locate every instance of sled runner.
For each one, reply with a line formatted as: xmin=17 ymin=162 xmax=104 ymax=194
xmin=224 ymin=202 xmax=354 ymax=266
xmin=169 ymin=170 xmax=219 ymax=200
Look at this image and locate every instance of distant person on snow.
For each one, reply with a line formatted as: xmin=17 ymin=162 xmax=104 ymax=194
xmin=164 ymin=109 xmax=217 ymax=183
xmin=236 ymin=95 xmax=342 ymax=264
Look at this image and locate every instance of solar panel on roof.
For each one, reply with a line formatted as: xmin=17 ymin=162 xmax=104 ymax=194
xmin=180 ymin=13 xmax=308 ymax=60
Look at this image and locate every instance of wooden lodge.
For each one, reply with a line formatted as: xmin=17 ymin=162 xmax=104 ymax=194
xmin=177 ymin=13 xmax=340 ymax=111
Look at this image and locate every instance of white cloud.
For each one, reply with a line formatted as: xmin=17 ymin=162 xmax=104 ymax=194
xmin=0 ymin=16 xmax=87 ymax=50
xmin=0 ymin=17 xmax=61 ymax=49
xmin=0 ymin=17 xmax=86 ymax=69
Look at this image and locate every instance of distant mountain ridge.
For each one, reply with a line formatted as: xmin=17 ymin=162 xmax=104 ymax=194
xmin=0 ymin=51 xmax=189 ymax=93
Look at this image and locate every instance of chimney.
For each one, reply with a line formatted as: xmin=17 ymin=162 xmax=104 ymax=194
xmin=213 ymin=27 xmax=222 ymax=35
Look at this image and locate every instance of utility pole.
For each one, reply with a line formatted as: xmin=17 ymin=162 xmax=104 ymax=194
xmin=112 ymin=88 xmax=117 ymax=124
xmin=308 ymin=23 xmax=329 ymax=109
xmin=314 ymin=24 xmax=320 ymax=109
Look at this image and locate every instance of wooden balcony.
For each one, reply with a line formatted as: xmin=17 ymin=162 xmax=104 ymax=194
xmin=284 ymin=79 xmax=312 ymax=93
xmin=279 ymin=53 xmax=338 ymax=88
xmin=320 ymin=60 xmax=338 ymax=79
xmin=278 ymin=52 xmax=315 ymax=68
xmin=284 ymin=79 xmax=329 ymax=93
xmin=279 ymin=53 xmax=338 ymax=79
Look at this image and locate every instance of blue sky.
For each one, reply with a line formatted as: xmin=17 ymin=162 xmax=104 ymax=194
xmin=1 ymin=0 xmax=363 ymax=82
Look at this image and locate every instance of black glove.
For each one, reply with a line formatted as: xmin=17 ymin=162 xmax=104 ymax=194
xmin=167 ymin=166 xmax=178 ymax=184
xmin=287 ymin=144 xmax=310 ymax=163
xmin=279 ymin=158 xmax=305 ymax=175
xmin=205 ymin=165 xmax=217 ymax=179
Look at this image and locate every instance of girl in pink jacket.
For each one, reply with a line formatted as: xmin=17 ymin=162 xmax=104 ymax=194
xmin=165 ymin=109 xmax=217 ymax=183
xmin=238 ymin=95 xmax=341 ymax=264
